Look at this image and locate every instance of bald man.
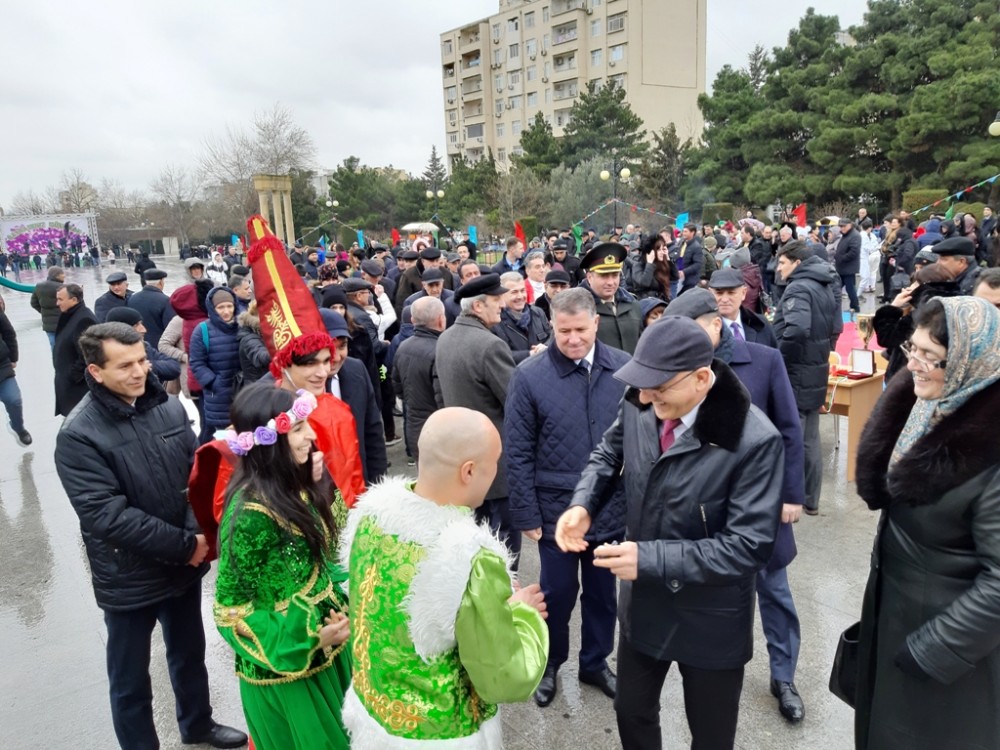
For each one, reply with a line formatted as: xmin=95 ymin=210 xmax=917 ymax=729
xmin=342 ymin=408 xmax=549 ymax=747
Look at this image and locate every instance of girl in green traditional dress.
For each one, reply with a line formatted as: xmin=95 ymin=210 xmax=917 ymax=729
xmin=214 ymin=383 xmax=352 ymax=750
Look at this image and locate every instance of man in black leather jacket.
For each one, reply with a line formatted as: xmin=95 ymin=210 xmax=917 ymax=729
xmin=556 ymin=316 xmax=784 ymax=750
xmin=55 ymin=322 xmax=247 ymax=750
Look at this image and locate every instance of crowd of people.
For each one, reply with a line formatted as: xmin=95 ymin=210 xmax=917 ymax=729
xmin=22 ymin=203 xmax=1000 ymax=750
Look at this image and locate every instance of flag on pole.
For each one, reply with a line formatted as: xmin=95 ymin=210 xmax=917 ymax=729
xmin=391 ymin=227 xmax=401 ymax=246
xmin=317 ymin=235 xmax=327 ymax=263
xmin=572 ymin=224 xmax=583 ymax=254
xmin=675 ymin=212 xmax=689 ymax=229
xmin=357 ymin=230 xmax=365 ymax=248
xmin=230 ymin=233 xmax=240 ymax=248
xmin=791 ymin=203 xmax=808 ymax=227
xmin=468 ymin=225 xmax=478 ymax=245
xmin=514 ymin=221 xmax=527 ymax=248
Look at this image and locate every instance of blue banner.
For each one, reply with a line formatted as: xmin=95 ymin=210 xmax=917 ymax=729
xmin=357 ymin=230 xmax=365 ymax=248
xmin=468 ymin=225 xmax=478 ymax=245
xmin=675 ymin=212 xmax=689 ymax=229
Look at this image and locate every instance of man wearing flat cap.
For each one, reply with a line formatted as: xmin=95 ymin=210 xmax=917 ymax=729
xmin=557 ymin=316 xmax=784 ymax=749
xmin=394 ymin=246 xmax=454 ymax=318
xmin=435 ymin=274 xmax=521 ymax=562
xmin=534 ymin=269 xmax=571 ymax=319
xmin=127 ymin=268 xmax=175 ymax=349
xmin=934 ymin=236 xmax=981 ymax=295
xmin=546 ymin=239 xmax=583 ymax=286
xmin=360 ymin=258 xmax=396 ymax=305
xmin=579 ymin=243 xmax=642 ymax=354
xmin=94 ymin=271 xmax=134 ymax=323
xmin=402 ymin=267 xmax=457 ymax=327
xmin=708 ymin=268 xmax=777 ymax=348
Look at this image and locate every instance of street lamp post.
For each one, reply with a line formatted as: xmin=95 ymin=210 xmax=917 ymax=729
xmin=325 ymin=199 xmax=339 ymax=244
xmin=600 ymin=165 xmax=631 ymax=235
xmin=141 ymin=221 xmax=155 ymax=255
xmin=989 ymin=111 xmax=1000 ymax=138
xmin=426 ymin=188 xmax=444 ymax=216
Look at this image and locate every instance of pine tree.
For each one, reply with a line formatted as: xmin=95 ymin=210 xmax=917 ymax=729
xmin=560 ymin=81 xmax=648 ymax=170
xmin=516 ymin=112 xmax=562 ymax=181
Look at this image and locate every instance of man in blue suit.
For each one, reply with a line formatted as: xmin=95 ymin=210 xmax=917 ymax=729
xmin=666 ymin=288 xmax=807 ymax=724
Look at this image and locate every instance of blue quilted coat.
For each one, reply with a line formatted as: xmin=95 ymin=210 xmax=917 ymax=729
xmin=188 ymin=287 xmax=240 ymax=429
xmin=504 ymin=340 xmax=631 ymax=542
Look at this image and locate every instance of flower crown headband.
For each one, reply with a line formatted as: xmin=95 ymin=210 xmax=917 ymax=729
xmin=223 ymin=389 xmax=318 ymax=456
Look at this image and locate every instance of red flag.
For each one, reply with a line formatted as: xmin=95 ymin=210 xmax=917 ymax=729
xmin=791 ymin=204 xmax=807 ymax=227
xmin=391 ymin=227 xmax=401 ymax=246
xmin=514 ymin=220 xmax=527 ymax=248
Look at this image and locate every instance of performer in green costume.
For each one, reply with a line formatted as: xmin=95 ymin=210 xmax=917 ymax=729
xmin=214 ymin=383 xmax=352 ymax=750
xmin=342 ymin=407 xmax=549 ymax=748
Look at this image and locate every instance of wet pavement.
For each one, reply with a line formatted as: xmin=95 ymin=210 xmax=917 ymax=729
xmin=0 ymin=258 xmax=880 ymax=748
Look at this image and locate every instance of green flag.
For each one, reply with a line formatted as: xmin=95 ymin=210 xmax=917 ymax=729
xmin=572 ymin=224 xmax=583 ymax=254
xmin=944 ymin=203 xmax=956 ymax=220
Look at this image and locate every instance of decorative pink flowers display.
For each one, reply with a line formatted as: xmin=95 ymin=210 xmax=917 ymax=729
xmin=223 ymin=389 xmax=318 ymax=456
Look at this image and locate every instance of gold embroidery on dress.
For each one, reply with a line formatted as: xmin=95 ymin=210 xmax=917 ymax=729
xmin=353 ymin=562 xmax=425 ymax=732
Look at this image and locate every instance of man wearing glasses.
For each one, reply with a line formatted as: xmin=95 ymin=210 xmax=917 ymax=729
xmin=556 ymin=316 xmax=785 ymax=750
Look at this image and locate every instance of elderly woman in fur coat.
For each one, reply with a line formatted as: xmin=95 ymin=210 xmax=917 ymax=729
xmin=854 ymin=296 xmax=1000 ymax=749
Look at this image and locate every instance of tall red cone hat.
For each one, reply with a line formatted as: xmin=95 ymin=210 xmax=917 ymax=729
xmin=246 ymin=214 xmax=333 ymax=378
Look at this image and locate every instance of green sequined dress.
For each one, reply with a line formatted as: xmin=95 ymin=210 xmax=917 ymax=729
xmin=214 ymin=492 xmax=351 ymax=750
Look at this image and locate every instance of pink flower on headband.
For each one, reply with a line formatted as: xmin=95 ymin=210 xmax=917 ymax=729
xmin=235 ymin=431 xmax=255 ymax=453
xmin=290 ymin=397 xmax=314 ymax=420
xmin=273 ymin=412 xmax=293 ymax=434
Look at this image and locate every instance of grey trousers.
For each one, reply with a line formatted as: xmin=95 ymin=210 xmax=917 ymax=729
xmin=799 ymin=409 xmax=822 ymax=509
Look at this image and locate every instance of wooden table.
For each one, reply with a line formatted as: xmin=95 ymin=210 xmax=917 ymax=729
xmin=826 ymin=371 xmax=885 ymax=482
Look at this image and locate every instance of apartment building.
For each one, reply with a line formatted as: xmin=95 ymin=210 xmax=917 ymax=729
xmin=439 ymin=0 xmax=706 ymax=168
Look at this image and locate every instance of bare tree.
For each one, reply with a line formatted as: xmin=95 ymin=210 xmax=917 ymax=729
xmin=150 ymin=165 xmax=203 ymax=245
xmin=199 ymin=103 xmax=315 ymax=218
xmin=58 ymin=168 xmax=99 ymax=212
xmin=490 ymin=165 xmax=548 ymax=229
xmin=8 ymin=189 xmax=56 ymax=215
xmin=96 ymin=179 xmax=147 ymax=248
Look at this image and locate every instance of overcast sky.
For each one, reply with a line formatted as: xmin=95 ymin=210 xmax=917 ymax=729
xmin=2 ymin=0 xmax=870 ymax=209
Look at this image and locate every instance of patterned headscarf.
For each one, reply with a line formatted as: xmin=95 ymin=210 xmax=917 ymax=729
xmin=891 ymin=296 xmax=1000 ymax=464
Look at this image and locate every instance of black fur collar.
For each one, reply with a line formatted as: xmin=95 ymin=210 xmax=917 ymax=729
xmin=625 ymin=359 xmax=750 ymax=452
xmin=856 ymin=372 xmax=1000 ymax=508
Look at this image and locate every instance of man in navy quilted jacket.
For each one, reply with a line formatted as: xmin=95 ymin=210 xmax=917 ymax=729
xmin=504 ymin=287 xmax=630 ymax=708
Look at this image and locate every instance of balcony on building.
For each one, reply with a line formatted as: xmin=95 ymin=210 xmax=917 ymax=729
xmin=551 ymin=0 xmax=588 ymax=16
xmin=461 ymin=52 xmax=482 ymax=76
xmin=441 ymin=38 xmax=456 ymax=61
xmin=461 ymin=76 xmax=484 ymax=101
xmin=553 ymin=81 xmax=579 ymax=101
xmin=443 ymin=64 xmax=456 ymax=80
xmin=460 ymin=24 xmax=482 ymax=48
xmin=552 ymin=22 xmax=579 ymax=46
xmin=552 ymin=53 xmax=577 ymax=78
xmin=462 ymin=101 xmax=485 ymax=120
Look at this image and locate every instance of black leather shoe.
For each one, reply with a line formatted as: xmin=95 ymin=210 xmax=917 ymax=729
xmin=770 ymin=679 xmax=805 ymax=723
xmin=534 ymin=664 xmax=559 ymax=707
xmin=579 ymin=666 xmax=617 ymax=698
xmin=183 ymin=723 xmax=249 ymax=748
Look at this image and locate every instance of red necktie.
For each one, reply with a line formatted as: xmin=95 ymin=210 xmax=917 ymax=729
xmin=659 ymin=418 xmax=681 ymax=453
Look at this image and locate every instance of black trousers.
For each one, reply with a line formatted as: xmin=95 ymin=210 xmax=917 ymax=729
xmin=474 ymin=496 xmax=521 ymax=569
xmin=103 ymin=581 xmax=214 ymax=750
xmin=614 ymin=636 xmax=744 ymax=750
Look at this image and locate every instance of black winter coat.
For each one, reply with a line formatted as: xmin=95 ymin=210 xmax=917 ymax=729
xmin=127 ymin=285 xmax=175 ymax=349
xmin=834 ymin=228 xmax=862 ymax=274
xmin=134 ymin=256 xmax=157 ymax=286
xmin=55 ymin=374 xmax=205 ymax=611
xmin=571 ymin=362 xmax=784 ymax=668
xmin=854 ymin=375 xmax=1000 ymax=749
xmin=491 ymin=306 xmax=552 ymax=363
xmin=771 ymin=256 xmax=839 ymax=411
xmin=390 ymin=326 xmax=444 ymax=456
xmin=94 ymin=290 xmax=133 ymax=323
xmin=505 ymin=341 xmax=630 ymax=541
xmin=237 ymin=312 xmax=271 ymax=384
xmin=580 ymin=281 xmax=642 ymax=355
xmin=30 ymin=279 xmax=62 ymax=333
xmin=0 ymin=310 xmax=18 ymax=383
xmin=53 ymin=303 xmax=98 ymax=417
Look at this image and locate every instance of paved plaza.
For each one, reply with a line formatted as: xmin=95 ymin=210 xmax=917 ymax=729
xmin=0 ymin=257 xmax=876 ymax=748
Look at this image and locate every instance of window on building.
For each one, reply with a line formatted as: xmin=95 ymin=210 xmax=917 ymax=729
xmin=543 ymin=33 xmax=550 ymax=49
xmin=609 ymin=73 xmax=625 ymax=88
xmin=555 ymin=110 xmax=572 ymax=127
xmin=545 ymin=88 xmax=552 ymax=103
xmin=448 ymin=109 xmax=457 ymax=124
xmin=591 ymin=49 xmax=602 ymax=66
xmin=442 ymin=40 xmax=453 ymax=55
xmin=591 ymin=78 xmax=603 ymax=90
xmin=495 ymin=101 xmax=504 ymax=116
xmin=607 ymin=13 xmax=625 ymax=33
xmin=512 ymin=120 xmax=523 ymax=136
xmin=496 ymin=122 xmax=505 ymax=138
xmin=544 ymin=61 xmax=552 ymax=76
xmin=592 ymin=0 xmax=601 ymax=5
xmin=494 ymin=73 xmax=504 ymax=91
xmin=543 ymin=6 xmax=549 ymax=22
xmin=526 ymin=38 xmax=537 ymax=56
xmin=467 ymin=123 xmax=484 ymax=138
xmin=610 ymin=44 xmax=625 ymax=61
xmin=493 ymin=49 xmax=503 ymax=65
xmin=509 ymin=43 xmax=519 ymax=59
xmin=591 ymin=20 xmax=601 ymax=36
xmin=527 ymin=91 xmax=538 ymax=107
xmin=507 ymin=17 xmax=519 ymax=33
xmin=509 ymin=70 xmax=521 ymax=86
xmin=512 ymin=146 xmax=524 ymax=157
xmin=525 ymin=11 xmax=535 ymax=28
xmin=446 ymin=86 xmax=457 ymax=102
xmin=498 ymin=147 xmax=507 ymax=162
xmin=492 ymin=23 xmax=501 ymax=39
xmin=526 ymin=65 xmax=537 ymax=81
xmin=510 ymin=95 xmax=523 ymax=108
xmin=449 ymin=132 xmax=459 ymax=145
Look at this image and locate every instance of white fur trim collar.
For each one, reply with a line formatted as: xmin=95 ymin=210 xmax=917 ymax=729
xmin=343 ymin=687 xmax=503 ymax=750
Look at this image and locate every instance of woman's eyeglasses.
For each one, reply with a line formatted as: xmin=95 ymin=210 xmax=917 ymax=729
xmin=900 ymin=340 xmax=946 ymax=372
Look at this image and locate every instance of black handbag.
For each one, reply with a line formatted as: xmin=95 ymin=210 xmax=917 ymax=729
xmin=829 ymin=621 xmax=862 ymax=707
